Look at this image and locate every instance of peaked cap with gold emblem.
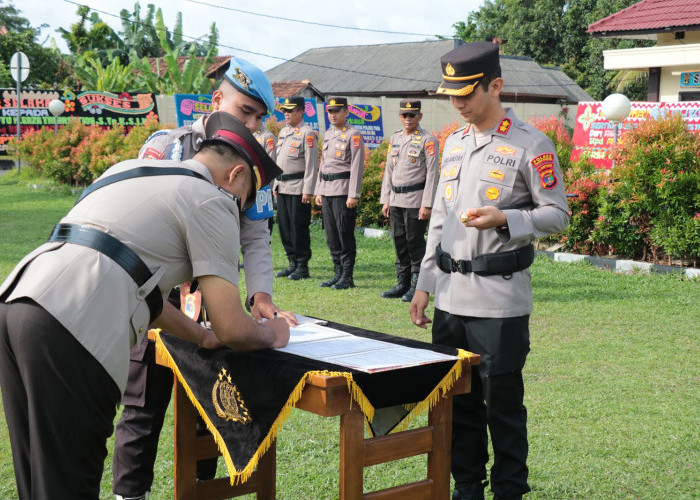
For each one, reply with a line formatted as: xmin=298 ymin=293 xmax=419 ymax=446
xmin=399 ymin=99 xmax=422 ymax=113
xmin=326 ymin=96 xmax=348 ymax=111
xmin=279 ymin=96 xmax=305 ymax=111
xmin=437 ymin=42 xmax=500 ymax=97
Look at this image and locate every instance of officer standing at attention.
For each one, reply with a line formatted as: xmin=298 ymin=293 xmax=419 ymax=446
xmin=274 ymin=96 xmax=319 ymax=280
xmin=314 ymin=97 xmax=365 ymax=290
xmin=0 ymin=111 xmax=290 ymax=499
xmin=380 ymin=99 xmax=439 ymax=302
xmin=113 ymin=58 xmax=296 ymax=500
xmin=254 ymin=121 xmax=277 ymax=234
xmin=409 ymin=42 xmax=569 ymax=500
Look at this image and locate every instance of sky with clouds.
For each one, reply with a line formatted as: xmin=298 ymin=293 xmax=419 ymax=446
xmin=17 ymin=0 xmax=484 ymax=71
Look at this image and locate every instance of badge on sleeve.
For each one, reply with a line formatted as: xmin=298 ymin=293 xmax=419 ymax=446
xmin=531 ymin=153 xmax=558 ymax=189
xmin=306 ymin=134 xmax=315 ymax=149
xmin=426 ymin=141 xmax=436 ymax=157
xmin=142 ymin=147 xmax=164 ymax=160
xmin=265 ymin=137 xmax=275 ymax=151
xmin=352 ymin=135 xmax=361 ymax=149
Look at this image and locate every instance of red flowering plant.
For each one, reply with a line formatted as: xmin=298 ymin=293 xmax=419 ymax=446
xmin=529 ymin=115 xmax=574 ymax=175
xmin=592 ymin=112 xmax=700 ymax=263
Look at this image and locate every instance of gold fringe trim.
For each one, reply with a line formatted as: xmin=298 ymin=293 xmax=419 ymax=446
xmin=389 ymin=349 xmax=477 ymax=434
xmin=153 ymin=331 xmax=379 ymax=485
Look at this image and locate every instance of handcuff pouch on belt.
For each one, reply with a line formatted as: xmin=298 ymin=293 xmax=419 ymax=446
xmin=436 ymin=243 xmax=534 ymax=277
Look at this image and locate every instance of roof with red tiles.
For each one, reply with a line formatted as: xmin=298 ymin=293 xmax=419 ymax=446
xmin=588 ymin=0 xmax=700 ymax=36
xmin=271 ymin=80 xmax=324 ymax=99
xmin=146 ymin=55 xmax=231 ymax=78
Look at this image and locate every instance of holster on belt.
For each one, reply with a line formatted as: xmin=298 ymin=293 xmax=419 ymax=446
xmin=436 ymin=243 xmax=535 ymax=276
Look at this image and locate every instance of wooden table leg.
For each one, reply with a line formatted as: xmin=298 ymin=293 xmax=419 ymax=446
xmin=174 ymin=378 xmax=198 ymax=500
xmin=339 ymin=410 xmax=366 ymax=500
xmin=427 ymin=393 xmax=454 ymax=500
xmin=257 ymin=440 xmax=276 ymax=499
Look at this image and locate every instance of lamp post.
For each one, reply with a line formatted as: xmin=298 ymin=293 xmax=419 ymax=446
xmin=601 ymin=93 xmax=631 ymax=168
xmin=48 ymin=99 xmax=65 ymax=134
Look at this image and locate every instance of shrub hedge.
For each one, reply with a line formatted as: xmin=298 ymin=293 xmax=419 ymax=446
xmin=13 ymin=113 xmax=700 ymax=264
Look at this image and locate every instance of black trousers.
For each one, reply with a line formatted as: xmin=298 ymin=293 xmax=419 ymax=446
xmin=0 ymin=298 xmax=120 ymax=500
xmin=321 ymin=195 xmax=357 ymax=269
xmin=113 ymin=292 xmax=216 ymax=497
xmin=432 ymin=309 xmax=531 ymax=499
xmin=389 ymin=206 xmax=427 ymax=275
xmin=277 ymin=193 xmax=312 ymax=264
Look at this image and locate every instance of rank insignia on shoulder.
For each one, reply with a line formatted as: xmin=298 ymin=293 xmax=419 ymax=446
xmin=142 ymin=147 xmax=164 ymax=160
xmin=496 ymin=118 xmax=512 ymax=135
xmin=212 ymin=368 xmax=251 ymax=424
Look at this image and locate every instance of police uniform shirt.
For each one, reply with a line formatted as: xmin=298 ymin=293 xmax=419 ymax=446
xmin=274 ymin=123 xmax=318 ymax=195
xmin=254 ymin=127 xmax=277 ymax=162
xmin=416 ymin=108 xmax=569 ymax=318
xmin=138 ymin=117 xmax=273 ymax=298
xmin=380 ymin=126 xmax=439 ymax=209
xmin=315 ymin=125 xmax=365 ymax=198
xmin=0 ymin=159 xmax=242 ymax=394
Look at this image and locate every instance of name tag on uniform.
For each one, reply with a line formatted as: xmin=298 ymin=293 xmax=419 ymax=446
xmin=244 ymin=185 xmax=274 ymax=220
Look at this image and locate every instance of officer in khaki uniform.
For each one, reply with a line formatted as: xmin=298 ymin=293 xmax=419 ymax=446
xmin=409 ymin=43 xmax=569 ymax=500
xmin=274 ymin=96 xmax=318 ymax=280
xmin=0 ymin=112 xmax=290 ymax=500
xmin=314 ymin=97 xmax=365 ymax=290
xmin=380 ymin=99 xmax=439 ymax=302
xmin=112 ymin=58 xmax=296 ymax=500
xmin=254 ymin=122 xmax=277 ymax=234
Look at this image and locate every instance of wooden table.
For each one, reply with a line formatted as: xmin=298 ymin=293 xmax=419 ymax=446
xmin=154 ymin=336 xmax=479 ymax=499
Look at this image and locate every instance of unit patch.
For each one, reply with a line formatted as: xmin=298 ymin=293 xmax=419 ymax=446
xmin=352 ymin=135 xmax=361 ymax=149
xmin=426 ymin=141 xmax=436 ymax=157
xmin=265 ymin=137 xmax=275 ymax=151
xmin=485 ymin=186 xmax=501 ymax=201
xmin=530 ymin=152 xmax=558 ymax=189
xmin=306 ymin=135 xmax=315 ymax=149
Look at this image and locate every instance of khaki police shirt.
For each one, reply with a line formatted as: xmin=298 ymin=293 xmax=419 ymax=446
xmin=0 ymin=159 xmax=241 ymax=394
xmin=416 ymin=108 xmax=569 ymax=318
xmin=138 ymin=117 xmax=273 ymax=298
xmin=274 ymin=124 xmax=319 ymax=196
xmin=254 ymin=127 xmax=277 ymax=162
xmin=315 ymin=125 xmax=365 ymax=198
xmin=380 ymin=126 xmax=439 ymax=209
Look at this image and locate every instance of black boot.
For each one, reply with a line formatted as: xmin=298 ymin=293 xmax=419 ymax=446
xmin=288 ymin=261 xmax=310 ymax=280
xmin=320 ymin=263 xmax=342 ymax=287
xmin=380 ymin=272 xmax=411 ymax=298
xmin=452 ymin=481 xmax=488 ymax=500
xmin=401 ymin=273 xmax=419 ymax=302
xmin=275 ymin=258 xmax=296 ymax=278
xmin=331 ymin=265 xmax=355 ymax=290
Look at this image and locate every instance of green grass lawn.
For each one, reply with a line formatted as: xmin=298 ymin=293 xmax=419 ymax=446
xmin=1 ymin=172 xmax=698 ymax=499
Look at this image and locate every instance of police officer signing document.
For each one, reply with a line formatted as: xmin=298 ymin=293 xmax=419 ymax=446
xmin=112 ymin=57 xmax=297 ymax=500
xmin=274 ymin=96 xmax=319 ymax=281
xmin=315 ymin=97 xmax=365 ymax=290
xmin=410 ymin=42 xmax=569 ymax=500
xmin=380 ymin=99 xmax=439 ymax=302
xmin=0 ymin=111 xmax=290 ymax=499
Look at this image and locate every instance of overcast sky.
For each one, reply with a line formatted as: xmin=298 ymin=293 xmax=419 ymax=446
xmin=18 ymin=0 xmax=484 ymax=71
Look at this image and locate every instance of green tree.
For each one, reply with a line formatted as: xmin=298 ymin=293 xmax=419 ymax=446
xmin=454 ymin=0 xmax=651 ymax=100
xmin=58 ymin=5 xmax=125 ymax=65
xmin=0 ymin=1 xmax=67 ymax=88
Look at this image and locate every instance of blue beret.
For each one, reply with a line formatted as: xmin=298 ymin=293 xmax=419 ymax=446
xmin=224 ymin=57 xmax=275 ymax=115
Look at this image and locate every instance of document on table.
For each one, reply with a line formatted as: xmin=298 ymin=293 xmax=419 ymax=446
xmin=276 ymin=323 xmax=458 ymax=373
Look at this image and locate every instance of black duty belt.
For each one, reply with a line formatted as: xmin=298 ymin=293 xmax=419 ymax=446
xmin=277 ymin=172 xmax=305 ymax=182
xmin=436 ymin=243 xmax=534 ymax=277
xmin=48 ymin=223 xmax=163 ymax=323
xmin=321 ymin=172 xmax=351 ymax=181
xmin=392 ymin=181 xmax=425 ymax=194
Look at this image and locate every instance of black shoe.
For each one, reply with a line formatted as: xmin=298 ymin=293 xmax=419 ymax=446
xmin=380 ymin=272 xmax=410 ymax=298
xmin=288 ymin=262 xmax=310 ymax=280
xmin=320 ymin=264 xmax=342 ymax=287
xmin=401 ymin=273 xmax=419 ymax=302
xmin=453 ymin=481 xmax=488 ymax=500
xmin=331 ymin=274 xmax=355 ymax=290
xmin=275 ymin=259 xmax=296 ymax=278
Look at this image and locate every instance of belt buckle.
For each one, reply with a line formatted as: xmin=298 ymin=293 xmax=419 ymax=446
xmin=451 ymin=259 xmax=461 ymax=273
